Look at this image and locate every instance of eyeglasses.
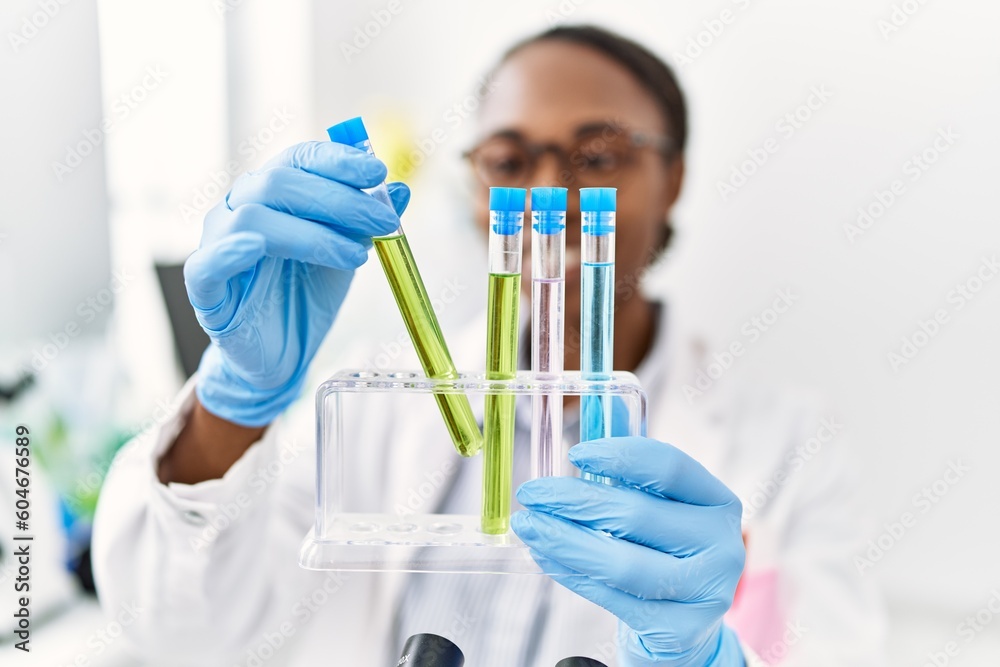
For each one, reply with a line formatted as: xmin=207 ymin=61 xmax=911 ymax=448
xmin=463 ymin=124 xmax=676 ymax=188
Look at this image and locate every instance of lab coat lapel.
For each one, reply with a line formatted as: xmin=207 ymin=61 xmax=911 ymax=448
xmin=372 ymin=311 xmax=488 ymax=643
xmin=636 ymin=307 xmax=733 ymax=477
xmin=372 ymin=399 xmax=466 ymax=633
xmin=654 ymin=343 xmax=732 ymax=480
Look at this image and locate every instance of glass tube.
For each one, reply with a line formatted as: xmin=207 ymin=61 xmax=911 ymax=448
xmin=327 ymin=118 xmax=482 ymax=457
xmin=530 ymin=187 xmax=567 ymax=478
xmin=579 ymin=188 xmax=616 ymax=484
xmin=482 ymin=187 xmax=525 ymax=535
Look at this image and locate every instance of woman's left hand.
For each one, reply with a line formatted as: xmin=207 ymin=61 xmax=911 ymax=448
xmin=512 ymin=437 xmax=747 ymax=666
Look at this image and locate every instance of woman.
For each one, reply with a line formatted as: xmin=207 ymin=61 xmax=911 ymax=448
xmin=93 ymin=26 xmax=885 ymax=666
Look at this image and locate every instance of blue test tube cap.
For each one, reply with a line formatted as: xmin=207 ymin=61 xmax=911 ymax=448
xmin=531 ymin=187 xmax=567 ymax=235
xmin=531 ymin=187 xmax=567 ymax=211
xmin=489 ymin=187 xmax=526 ymax=212
xmin=580 ymin=187 xmax=617 ymax=212
xmin=326 ymin=116 xmax=369 ymax=146
xmin=489 ymin=187 xmax=525 ymax=235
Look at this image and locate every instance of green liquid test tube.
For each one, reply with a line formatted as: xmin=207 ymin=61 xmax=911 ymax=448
xmin=327 ymin=118 xmax=483 ymax=457
xmin=481 ymin=187 xmax=525 ymax=535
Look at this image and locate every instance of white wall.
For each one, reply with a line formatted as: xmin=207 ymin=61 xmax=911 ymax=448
xmin=0 ymin=0 xmax=110 ymax=351
xmin=93 ymin=0 xmax=231 ymax=414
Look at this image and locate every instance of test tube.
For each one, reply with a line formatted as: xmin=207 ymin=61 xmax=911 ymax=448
xmin=327 ymin=118 xmax=483 ymax=457
xmin=579 ymin=188 xmax=616 ymax=484
xmin=481 ymin=187 xmax=525 ymax=535
xmin=530 ymin=187 xmax=567 ymax=479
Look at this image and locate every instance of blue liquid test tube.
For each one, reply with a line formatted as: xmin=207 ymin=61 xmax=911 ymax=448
xmin=530 ymin=187 xmax=567 ymax=478
xmin=579 ymin=188 xmax=616 ymax=484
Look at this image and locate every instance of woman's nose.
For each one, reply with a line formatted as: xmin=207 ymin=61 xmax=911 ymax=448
xmin=531 ymin=151 xmax=567 ymax=188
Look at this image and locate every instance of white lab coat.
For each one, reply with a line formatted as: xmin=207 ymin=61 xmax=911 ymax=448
xmin=92 ymin=304 xmax=886 ymax=666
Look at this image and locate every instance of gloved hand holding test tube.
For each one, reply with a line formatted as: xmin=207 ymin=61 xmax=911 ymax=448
xmin=327 ymin=117 xmax=483 ymax=458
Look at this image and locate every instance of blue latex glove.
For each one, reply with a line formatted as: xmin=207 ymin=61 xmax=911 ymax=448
xmin=184 ymin=141 xmax=409 ymax=426
xmin=511 ymin=437 xmax=746 ymax=667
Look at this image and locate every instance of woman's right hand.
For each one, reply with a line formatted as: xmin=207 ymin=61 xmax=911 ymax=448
xmin=184 ymin=141 xmax=410 ymax=427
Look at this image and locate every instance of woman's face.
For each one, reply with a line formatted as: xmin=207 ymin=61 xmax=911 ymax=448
xmin=471 ymin=40 xmax=684 ymax=326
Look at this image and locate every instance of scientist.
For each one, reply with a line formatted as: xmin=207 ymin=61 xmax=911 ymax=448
xmin=93 ymin=26 xmax=885 ymax=666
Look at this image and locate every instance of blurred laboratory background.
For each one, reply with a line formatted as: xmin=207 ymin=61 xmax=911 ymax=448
xmin=1 ymin=0 xmax=998 ymax=664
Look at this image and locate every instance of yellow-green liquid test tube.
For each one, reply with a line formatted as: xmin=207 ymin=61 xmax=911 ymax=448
xmin=328 ymin=118 xmax=482 ymax=457
xmin=481 ymin=188 xmax=525 ymax=535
